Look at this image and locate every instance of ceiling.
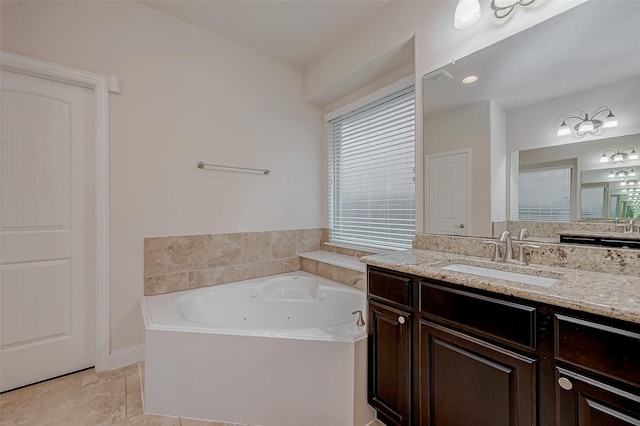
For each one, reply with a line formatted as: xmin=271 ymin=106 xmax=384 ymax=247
xmin=139 ymin=0 xmax=392 ymax=68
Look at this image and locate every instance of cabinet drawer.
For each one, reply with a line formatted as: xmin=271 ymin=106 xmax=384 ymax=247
xmin=555 ymin=314 xmax=640 ymax=386
xmin=420 ymin=281 xmax=536 ymax=349
xmin=368 ymin=269 xmax=412 ymax=308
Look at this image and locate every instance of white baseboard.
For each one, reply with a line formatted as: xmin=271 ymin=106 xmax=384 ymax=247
xmin=108 ymin=344 xmax=145 ymax=370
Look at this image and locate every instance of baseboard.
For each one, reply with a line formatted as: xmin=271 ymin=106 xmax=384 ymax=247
xmin=108 ymin=344 xmax=145 ymax=370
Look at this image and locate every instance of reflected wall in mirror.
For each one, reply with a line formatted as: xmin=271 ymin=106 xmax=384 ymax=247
xmin=422 ymin=1 xmax=640 ymax=238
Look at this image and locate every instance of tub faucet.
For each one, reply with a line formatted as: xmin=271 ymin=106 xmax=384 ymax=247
xmin=349 ymin=276 xmax=364 ymax=286
xmin=352 ymin=310 xmax=366 ymax=327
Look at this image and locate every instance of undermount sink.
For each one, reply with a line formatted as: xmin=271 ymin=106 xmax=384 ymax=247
xmin=441 ymin=264 xmax=558 ymax=288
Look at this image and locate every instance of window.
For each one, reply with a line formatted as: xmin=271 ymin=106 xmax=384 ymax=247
xmin=518 ymin=166 xmax=572 ymax=222
xmin=328 ymin=85 xmax=415 ymax=250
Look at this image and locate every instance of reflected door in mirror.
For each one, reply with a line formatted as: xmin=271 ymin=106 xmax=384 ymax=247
xmin=426 ymin=150 xmax=469 ymax=235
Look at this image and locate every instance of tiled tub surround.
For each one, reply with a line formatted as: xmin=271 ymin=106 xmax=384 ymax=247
xmin=299 ymin=249 xmax=373 ymax=290
xmin=144 ymin=228 xmax=323 ymax=295
xmin=413 ymin=233 xmax=640 ymax=276
xmin=362 ymin=248 xmax=640 ymax=324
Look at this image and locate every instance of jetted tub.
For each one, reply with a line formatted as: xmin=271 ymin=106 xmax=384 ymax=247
xmin=141 ymin=271 xmax=374 ymax=426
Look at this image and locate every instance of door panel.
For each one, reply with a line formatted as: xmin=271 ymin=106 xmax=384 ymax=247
xmin=426 ymin=151 xmax=468 ymax=235
xmin=0 ymin=70 xmax=94 ymax=391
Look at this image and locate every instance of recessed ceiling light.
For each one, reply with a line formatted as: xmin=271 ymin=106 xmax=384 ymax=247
xmin=462 ymin=75 xmax=478 ymax=84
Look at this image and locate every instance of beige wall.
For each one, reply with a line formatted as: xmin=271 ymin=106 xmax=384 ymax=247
xmin=424 ymin=101 xmax=492 ymax=236
xmin=1 ymin=0 xmax=324 ymax=352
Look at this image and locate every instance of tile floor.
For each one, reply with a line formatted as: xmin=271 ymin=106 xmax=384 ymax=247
xmin=0 ymin=364 xmax=243 ymax=425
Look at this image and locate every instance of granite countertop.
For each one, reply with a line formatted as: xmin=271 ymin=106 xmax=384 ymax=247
xmin=559 ymin=230 xmax=640 ymax=241
xmin=361 ymin=249 xmax=640 ymax=324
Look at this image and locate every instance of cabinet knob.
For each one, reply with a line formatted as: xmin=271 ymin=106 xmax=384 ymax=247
xmin=558 ymin=377 xmax=573 ymax=390
xmin=398 ymin=316 xmax=405 ymax=324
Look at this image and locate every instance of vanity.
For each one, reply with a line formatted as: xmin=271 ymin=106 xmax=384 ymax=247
xmin=362 ymin=249 xmax=640 ymax=426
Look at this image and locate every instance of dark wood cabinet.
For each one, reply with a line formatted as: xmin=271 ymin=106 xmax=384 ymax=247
xmin=556 ymin=367 xmax=640 ymax=425
xmin=420 ymin=321 xmax=536 ymax=426
xmin=366 ymin=265 xmax=640 ymax=426
xmin=554 ymin=314 xmax=640 ymax=425
xmin=368 ymin=300 xmax=412 ymax=426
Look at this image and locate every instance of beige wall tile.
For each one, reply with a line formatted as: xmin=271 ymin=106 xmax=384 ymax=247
xmin=144 ymin=235 xmax=208 ymax=275
xmin=296 ymin=228 xmax=323 ymax=253
xmin=271 ymin=230 xmax=297 ymax=259
xmin=204 ymin=233 xmax=242 ymax=267
xmin=188 ymin=267 xmax=225 ymax=289
xmin=144 ymin=273 xmax=188 ymax=296
xmin=241 ymin=231 xmax=272 ymax=263
xmin=299 ymin=258 xmax=318 ymax=275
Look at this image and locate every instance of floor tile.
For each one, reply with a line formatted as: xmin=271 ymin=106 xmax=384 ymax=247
xmin=1 ymin=375 xmax=126 ymax=425
xmin=0 ymin=370 xmax=84 ymax=414
xmin=114 ymin=413 xmax=181 ymax=425
xmin=126 ymin=374 xmax=143 ymax=418
xmin=180 ymin=419 xmax=248 ymax=426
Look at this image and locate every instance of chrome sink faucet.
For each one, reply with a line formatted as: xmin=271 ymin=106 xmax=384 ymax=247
xmin=498 ymin=231 xmax=514 ymax=263
xmin=487 ymin=231 xmax=539 ymax=265
xmin=518 ymin=228 xmax=529 ymax=240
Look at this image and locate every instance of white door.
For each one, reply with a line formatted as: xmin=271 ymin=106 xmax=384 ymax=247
xmin=0 ymin=70 xmax=95 ymax=391
xmin=426 ymin=150 xmax=469 ymax=236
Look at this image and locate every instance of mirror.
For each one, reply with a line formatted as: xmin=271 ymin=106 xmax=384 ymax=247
xmin=422 ymin=2 xmax=640 ymax=238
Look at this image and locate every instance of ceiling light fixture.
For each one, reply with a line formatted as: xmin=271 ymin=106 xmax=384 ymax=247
xmin=491 ymin=0 xmax=535 ymax=19
xmin=557 ymin=107 xmax=618 ymax=137
xmin=600 ymin=148 xmax=638 ymax=164
xmin=609 ymin=168 xmax=636 ymax=179
xmin=454 ymin=0 xmax=481 ymax=29
xmin=462 ymin=75 xmax=478 ymax=84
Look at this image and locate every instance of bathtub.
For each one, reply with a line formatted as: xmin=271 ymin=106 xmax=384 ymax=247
xmin=141 ymin=271 xmax=375 ymax=426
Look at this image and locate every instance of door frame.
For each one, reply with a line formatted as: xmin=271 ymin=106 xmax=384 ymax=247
xmin=424 ymin=148 xmax=472 ymax=236
xmin=1 ymin=51 xmax=111 ymax=372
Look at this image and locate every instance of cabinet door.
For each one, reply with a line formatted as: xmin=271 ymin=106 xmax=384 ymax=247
xmin=556 ymin=367 xmax=640 ymax=426
xmin=368 ymin=300 xmax=412 ymax=426
xmin=420 ymin=321 xmax=536 ymax=426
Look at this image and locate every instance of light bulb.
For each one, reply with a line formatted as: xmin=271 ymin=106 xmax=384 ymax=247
xmin=630 ymin=169 xmax=637 ymax=177
xmin=578 ymin=120 xmax=594 ymax=134
xmin=608 ymin=171 xmax=615 ymax=178
xmin=629 ymin=150 xmax=638 ymax=160
xmin=621 ymin=181 xmax=627 ymax=186
xmin=603 ymin=112 xmax=618 ymax=128
xmin=600 ymin=153 xmax=610 ymax=163
xmin=558 ymin=121 xmax=571 ymax=137
xmin=613 ymin=153 xmax=625 ymax=163
xmin=454 ymin=0 xmax=481 ymax=29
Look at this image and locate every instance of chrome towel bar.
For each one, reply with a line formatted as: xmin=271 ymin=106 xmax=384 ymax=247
xmin=196 ymin=162 xmax=271 ymax=175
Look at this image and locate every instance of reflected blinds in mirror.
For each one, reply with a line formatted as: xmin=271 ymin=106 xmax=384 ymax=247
xmin=519 ymin=166 xmax=572 ymax=222
xmin=581 ymin=185 xmax=607 ymax=219
xmin=328 ymin=85 xmax=415 ymax=250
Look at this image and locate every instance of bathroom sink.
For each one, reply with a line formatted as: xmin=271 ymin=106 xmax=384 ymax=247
xmin=441 ymin=264 xmax=557 ymax=287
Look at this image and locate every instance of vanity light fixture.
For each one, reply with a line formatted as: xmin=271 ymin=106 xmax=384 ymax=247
xmin=558 ymin=107 xmax=618 ymax=137
xmin=609 ymin=168 xmax=636 ymax=179
xmin=600 ymin=148 xmax=638 ymax=164
xmin=454 ymin=0 xmax=481 ymax=29
xmin=491 ymin=0 xmax=535 ymax=19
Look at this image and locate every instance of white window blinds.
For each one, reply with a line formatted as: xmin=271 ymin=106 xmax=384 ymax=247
xmin=328 ymin=85 xmax=415 ymax=250
xmin=518 ymin=166 xmax=572 ymax=222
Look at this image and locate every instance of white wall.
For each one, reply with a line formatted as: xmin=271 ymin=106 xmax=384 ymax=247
xmin=1 ymin=1 xmax=323 ymax=352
